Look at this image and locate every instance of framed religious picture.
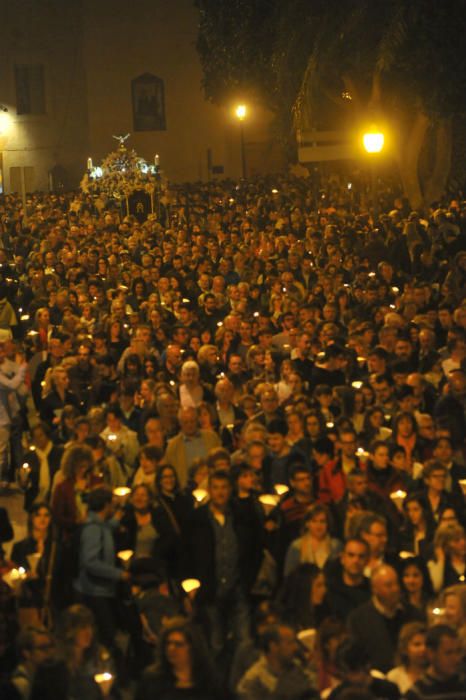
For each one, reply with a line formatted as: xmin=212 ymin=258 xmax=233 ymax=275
xmin=131 ymin=73 xmax=166 ymax=131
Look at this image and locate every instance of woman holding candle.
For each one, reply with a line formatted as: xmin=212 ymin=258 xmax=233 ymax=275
xmin=39 ymin=366 xmax=80 ymax=425
xmin=10 ymin=503 xmax=56 ymax=626
xmin=428 ymin=522 xmax=466 ymax=592
xmin=366 ymin=440 xmax=412 ymax=503
xmin=398 ymin=495 xmax=435 ymax=558
xmin=360 ymin=406 xmax=393 ymax=446
xmin=118 ymin=484 xmax=164 ymax=563
xmin=57 ymin=604 xmax=114 ymax=699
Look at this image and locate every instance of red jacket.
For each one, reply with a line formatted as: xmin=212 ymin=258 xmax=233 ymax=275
xmin=319 ymin=459 xmax=347 ymax=504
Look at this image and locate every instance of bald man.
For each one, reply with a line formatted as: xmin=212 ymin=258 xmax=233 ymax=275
xmin=164 ymin=406 xmax=220 ymax=486
xmin=347 ymin=564 xmax=423 ymax=673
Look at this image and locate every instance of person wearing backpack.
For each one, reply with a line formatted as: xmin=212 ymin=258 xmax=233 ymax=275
xmin=73 ymin=487 xmax=129 ymax=650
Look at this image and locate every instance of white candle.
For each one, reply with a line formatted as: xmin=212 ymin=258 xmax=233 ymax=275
xmin=181 ymin=578 xmax=201 ymax=594
xmin=87 ymin=157 xmax=93 ymax=170
xmin=94 ymin=673 xmax=113 ymax=696
xmin=117 ymin=550 xmax=134 ymax=568
xmin=390 ymin=489 xmax=407 ymax=511
xmin=192 ymin=488 xmax=208 ymax=503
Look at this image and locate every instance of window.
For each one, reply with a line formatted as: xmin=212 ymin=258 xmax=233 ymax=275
xmin=15 ymin=64 xmax=46 ymax=115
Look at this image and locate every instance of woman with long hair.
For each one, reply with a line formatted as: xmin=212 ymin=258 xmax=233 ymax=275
xmin=284 ymin=504 xmax=341 ymax=576
xmin=118 ymin=484 xmax=163 ymax=563
xmin=153 ymin=465 xmax=194 ymax=578
xmin=278 ymin=563 xmax=331 ymax=630
xmin=439 ymin=584 xmax=466 ymax=650
xmin=136 ymin=620 xmax=221 ymax=700
xmin=39 ymin=366 xmax=80 ymax=425
xmin=106 ymin=318 xmax=128 ymax=362
xmin=127 ymin=277 xmax=148 ymax=311
xmin=304 ymin=409 xmax=327 ymax=444
xmin=360 ymin=406 xmax=392 ymax=448
xmin=51 ymin=445 xmax=93 ymax=541
xmin=399 ymin=556 xmax=433 ymax=616
xmin=386 ymin=622 xmax=427 ymax=694
xmin=428 ymin=522 xmax=466 ymax=592
xmin=57 ymin=604 xmax=112 ymax=699
xmin=10 ymin=503 xmax=56 ymax=626
xmin=398 ymin=495 xmax=435 ymax=558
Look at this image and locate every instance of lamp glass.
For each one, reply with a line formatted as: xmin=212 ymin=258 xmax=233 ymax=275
xmin=235 ymin=104 xmax=247 ymax=120
xmin=363 ymin=131 xmax=384 ymax=153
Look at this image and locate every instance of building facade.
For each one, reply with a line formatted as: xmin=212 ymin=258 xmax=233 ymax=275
xmin=0 ymin=0 xmax=276 ymax=193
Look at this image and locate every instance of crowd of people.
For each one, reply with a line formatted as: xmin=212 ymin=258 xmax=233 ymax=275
xmin=0 ymin=171 xmax=465 ymax=699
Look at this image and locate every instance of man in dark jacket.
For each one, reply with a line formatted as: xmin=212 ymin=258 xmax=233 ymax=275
xmin=325 ymin=538 xmax=371 ymax=621
xmin=185 ymin=469 xmax=262 ymax=657
xmin=348 ymin=564 xmax=423 ymax=673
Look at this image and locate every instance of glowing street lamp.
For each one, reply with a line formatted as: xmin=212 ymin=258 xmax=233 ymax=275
xmin=363 ymin=130 xmax=384 ymax=154
xmin=235 ymin=104 xmax=248 ymax=178
xmin=235 ymin=104 xmax=247 ymax=121
xmin=363 ymin=127 xmax=385 ymax=218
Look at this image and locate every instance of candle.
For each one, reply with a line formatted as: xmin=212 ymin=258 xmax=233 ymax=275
xmin=117 ymin=550 xmax=134 ymax=568
xmin=154 ymin=154 xmax=160 ymax=166
xmin=87 ymin=157 xmax=93 ymax=170
xmin=192 ymin=488 xmax=208 ymax=503
xmin=181 ymin=578 xmax=201 ymax=594
xmin=259 ymin=494 xmax=279 ymax=515
xmin=113 ymin=487 xmax=131 ymax=500
xmin=297 ymin=628 xmax=316 ymax=651
xmin=390 ymin=489 xmax=407 ymax=511
xmin=94 ymin=673 xmax=113 ymax=696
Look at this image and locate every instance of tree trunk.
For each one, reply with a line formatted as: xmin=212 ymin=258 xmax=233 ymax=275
xmin=423 ymin=116 xmax=453 ymax=206
xmin=395 ymin=111 xmax=429 ymax=212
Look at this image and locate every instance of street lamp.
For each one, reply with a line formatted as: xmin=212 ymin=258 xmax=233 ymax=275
xmin=363 ymin=127 xmax=385 ymax=217
xmin=363 ymin=130 xmax=384 ymax=154
xmin=235 ymin=104 xmax=247 ymax=179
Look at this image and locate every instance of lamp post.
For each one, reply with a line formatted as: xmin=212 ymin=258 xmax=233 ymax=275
xmin=235 ymin=104 xmax=247 ymax=179
xmin=363 ymin=128 xmax=384 ymax=219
